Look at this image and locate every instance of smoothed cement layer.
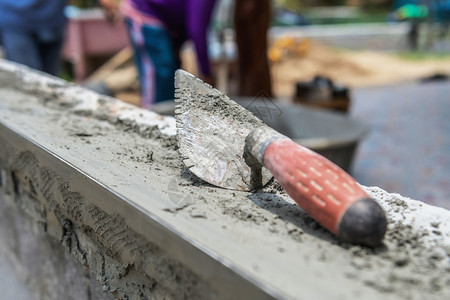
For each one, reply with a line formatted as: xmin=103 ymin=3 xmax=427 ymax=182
xmin=0 ymin=60 xmax=449 ymax=299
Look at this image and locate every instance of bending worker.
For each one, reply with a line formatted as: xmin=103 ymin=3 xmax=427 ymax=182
xmin=101 ymin=0 xmax=217 ymax=108
xmin=0 ymin=0 xmax=67 ymax=76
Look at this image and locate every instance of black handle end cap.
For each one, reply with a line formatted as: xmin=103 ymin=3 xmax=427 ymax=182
xmin=338 ymin=197 xmax=387 ymax=247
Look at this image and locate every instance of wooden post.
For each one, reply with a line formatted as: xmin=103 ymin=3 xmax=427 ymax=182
xmin=234 ymin=0 xmax=273 ymax=97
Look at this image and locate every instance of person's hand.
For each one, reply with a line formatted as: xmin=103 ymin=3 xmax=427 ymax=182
xmin=99 ymin=0 xmax=121 ymax=24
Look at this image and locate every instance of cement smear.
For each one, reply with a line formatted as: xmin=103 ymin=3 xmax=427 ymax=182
xmin=174 ymin=70 xmax=272 ymax=191
xmin=0 ymin=61 xmax=449 ymax=299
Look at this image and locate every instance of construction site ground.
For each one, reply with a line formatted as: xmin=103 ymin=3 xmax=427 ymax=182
xmin=269 ymin=43 xmax=450 ymax=97
xmin=351 ymin=81 xmax=450 ymax=209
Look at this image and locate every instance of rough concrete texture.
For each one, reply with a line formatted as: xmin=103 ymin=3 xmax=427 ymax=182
xmin=0 ymin=60 xmax=449 ymax=299
xmin=174 ymin=70 xmax=272 ymax=191
xmin=0 ymin=192 xmax=114 ymax=300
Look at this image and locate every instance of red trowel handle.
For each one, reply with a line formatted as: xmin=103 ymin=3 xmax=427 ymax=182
xmin=245 ymin=128 xmax=386 ymax=246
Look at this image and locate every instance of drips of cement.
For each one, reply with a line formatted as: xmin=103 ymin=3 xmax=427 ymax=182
xmin=0 ymin=61 xmax=449 ymax=299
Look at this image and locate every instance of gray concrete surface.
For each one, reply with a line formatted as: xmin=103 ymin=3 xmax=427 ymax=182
xmin=0 ymin=60 xmax=449 ymax=299
xmin=0 ymin=252 xmax=33 ymax=300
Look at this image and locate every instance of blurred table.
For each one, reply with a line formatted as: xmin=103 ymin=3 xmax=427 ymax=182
xmin=62 ymin=8 xmax=129 ymax=81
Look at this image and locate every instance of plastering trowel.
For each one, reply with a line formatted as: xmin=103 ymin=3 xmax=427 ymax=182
xmin=174 ymin=70 xmax=387 ymax=246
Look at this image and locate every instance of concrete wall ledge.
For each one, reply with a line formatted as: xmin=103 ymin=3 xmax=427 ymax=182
xmin=0 ymin=60 xmax=449 ymax=299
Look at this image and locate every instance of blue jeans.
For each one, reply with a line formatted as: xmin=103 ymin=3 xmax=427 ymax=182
xmin=124 ymin=18 xmax=179 ymax=107
xmin=0 ymin=28 xmax=64 ymax=76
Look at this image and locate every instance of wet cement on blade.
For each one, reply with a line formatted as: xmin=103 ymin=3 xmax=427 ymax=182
xmin=174 ymin=70 xmax=272 ymax=191
xmin=0 ymin=65 xmax=449 ymax=299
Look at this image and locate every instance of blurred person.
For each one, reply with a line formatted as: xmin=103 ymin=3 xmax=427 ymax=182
xmin=0 ymin=0 xmax=67 ymax=76
xmin=100 ymin=0 xmax=217 ymax=108
xmin=234 ymin=0 xmax=272 ymax=97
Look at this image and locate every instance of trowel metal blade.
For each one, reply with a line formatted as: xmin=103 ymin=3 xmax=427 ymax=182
xmin=174 ymin=70 xmax=272 ymax=191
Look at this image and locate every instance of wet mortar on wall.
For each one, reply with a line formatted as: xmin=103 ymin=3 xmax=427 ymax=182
xmin=0 ymin=62 xmax=449 ymax=299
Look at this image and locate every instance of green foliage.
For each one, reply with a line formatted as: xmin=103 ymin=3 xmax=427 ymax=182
xmin=69 ymin=0 xmax=98 ymax=8
xmin=397 ymin=4 xmax=428 ymax=20
xmin=276 ymin=0 xmax=303 ymax=12
xmin=396 ymin=51 xmax=450 ymax=61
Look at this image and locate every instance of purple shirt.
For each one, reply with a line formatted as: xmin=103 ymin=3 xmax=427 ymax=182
xmin=130 ymin=0 xmax=216 ymax=76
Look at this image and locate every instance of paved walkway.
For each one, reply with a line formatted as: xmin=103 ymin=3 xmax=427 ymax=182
xmin=351 ymin=81 xmax=450 ymax=209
